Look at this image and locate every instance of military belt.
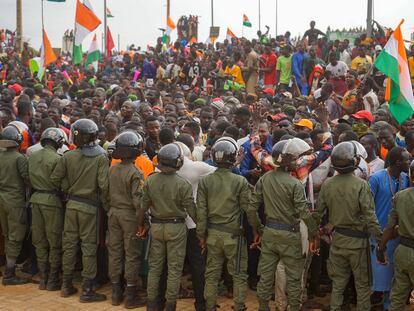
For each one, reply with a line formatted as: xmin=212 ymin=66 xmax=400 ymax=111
xmin=68 ymin=195 xmax=100 ymax=208
xmin=266 ymin=220 xmax=300 ymax=233
xmin=34 ymin=189 xmax=59 ymax=196
xmin=151 ymin=217 xmax=185 ymax=224
xmin=208 ymin=223 xmax=242 ymax=236
xmin=335 ymin=227 xmax=368 ymax=239
xmin=400 ymin=236 xmax=414 ymax=249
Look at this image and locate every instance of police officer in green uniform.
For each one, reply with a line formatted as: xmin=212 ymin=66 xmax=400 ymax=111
xmin=137 ymin=143 xmax=196 ymax=311
xmin=253 ymin=138 xmax=318 ymax=311
xmin=196 ymin=137 xmax=260 ymax=311
xmin=378 ymin=160 xmax=414 ymax=311
xmin=51 ymin=119 xmax=109 ymax=302
xmin=28 ymin=128 xmax=65 ymax=291
xmin=0 ymin=125 xmax=29 ymax=285
xmin=108 ymin=131 xmax=146 ymax=308
xmin=313 ymin=141 xmax=382 ymax=311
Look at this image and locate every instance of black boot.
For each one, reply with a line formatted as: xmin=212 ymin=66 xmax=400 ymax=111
xmin=61 ymin=277 xmax=77 ymax=297
xmin=124 ymin=285 xmax=146 ymax=309
xmin=46 ymin=270 xmax=61 ymax=291
xmin=38 ymin=269 xmax=49 ymax=290
xmin=147 ymin=299 xmax=159 ymax=311
xmin=2 ymin=266 xmax=28 ymax=285
xmin=79 ymin=279 xmax=107 ymax=303
xmin=111 ymin=282 xmax=123 ymax=306
xmin=165 ymin=300 xmax=177 ymax=311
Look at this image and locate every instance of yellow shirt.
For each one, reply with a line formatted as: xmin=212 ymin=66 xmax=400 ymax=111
xmin=224 ymin=65 xmax=245 ymax=85
xmin=351 ymin=55 xmax=373 ymax=71
xmin=408 ymin=56 xmax=414 ymax=86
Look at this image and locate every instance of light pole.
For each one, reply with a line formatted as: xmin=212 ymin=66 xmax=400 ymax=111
xmin=367 ymin=0 xmax=373 ymax=37
xmin=275 ymin=0 xmax=278 ymax=37
xmin=16 ymin=0 xmax=23 ymax=51
xmin=258 ymin=0 xmax=261 ymax=31
xmin=211 ymin=0 xmax=214 ymax=27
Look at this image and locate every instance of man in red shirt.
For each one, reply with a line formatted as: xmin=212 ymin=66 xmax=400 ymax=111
xmin=260 ymin=45 xmax=277 ymax=88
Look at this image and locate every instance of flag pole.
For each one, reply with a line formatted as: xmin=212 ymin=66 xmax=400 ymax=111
xmin=104 ymin=0 xmax=107 ymax=58
xmin=41 ymin=0 xmax=45 ymax=30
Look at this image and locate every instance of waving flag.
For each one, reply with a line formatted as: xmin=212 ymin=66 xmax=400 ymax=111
xmin=374 ymin=20 xmax=414 ymax=124
xmin=226 ymin=28 xmax=237 ymax=41
xmin=106 ymin=7 xmax=114 ymax=18
xmin=73 ymin=0 xmax=101 ymax=64
xmin=243 ymin=14 xmax=252 ymax=27
xmin=106 ymin=26 xmax=115 ymax=58
xmin=85 ymin=33 xmax=101 ymax=70
xmin=33 ymin=30 xmax=57 ymax=80
xmin=163 ymin=16 xmax=176 ymax=44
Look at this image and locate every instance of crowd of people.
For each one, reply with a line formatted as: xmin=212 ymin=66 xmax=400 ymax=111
xmin=1 ymin=19 xmax=414 ymax=311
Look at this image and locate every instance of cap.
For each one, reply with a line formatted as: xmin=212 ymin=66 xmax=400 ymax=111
xmin=267 ymin=113 xmax=288 ymax=122
xmin=375 ymin=45 xmax=383 ymax=52
xmin=8 ymin=83 xmax=23 ymax=95
xmin=338 ymin=115 xmax=352 ymax=125
xmin=294 ymin=118 xmax=313 ymax=130
xmin=211 ymin=98 xmax=224 ymax=111
xmin=352 ymin=110 xmax=374 ymax=123
xmin=282 ymin=91 xmax=292 ymax=99
xmin=262 ymin=88 xmax=275 ymax=97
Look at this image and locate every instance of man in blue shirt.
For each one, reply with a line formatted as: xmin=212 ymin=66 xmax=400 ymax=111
xmin=368 ymin=147 xmax=410 ymax=310
xmin=292 ymin=42 xmax=309 ymax=95
xmin=240 ymin=122 xmax=273 ymax=184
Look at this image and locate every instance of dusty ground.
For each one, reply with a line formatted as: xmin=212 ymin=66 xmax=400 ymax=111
xmin=0 ymin=269 xmax=413 ymax=310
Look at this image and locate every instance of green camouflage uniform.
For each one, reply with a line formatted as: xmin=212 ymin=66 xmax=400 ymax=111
xmin=51 ymin=149 xmax=109 ymax=280
xmin=252 ymin=169 xmax=318 ymax=311
xmin=314 ymin=173 xmax=382 ymax=311
xmin=196 ymin=167 xmax=260 ymax=311
xmin=28 ymin=145 xmax=63 ymax=273
xmin=387 ymin=188 xmax=414 ymax=311
xmin=0 ymin=149 xmax=29 ymax=262
xmin=141 ymin=171 xmax=195 ymax=304
xmin=108 ymin=161 xmax=144 ymax=285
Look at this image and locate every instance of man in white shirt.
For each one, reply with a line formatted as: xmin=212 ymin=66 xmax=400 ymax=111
xmin=175 ymin=140 xmax=216 ymax=311
xmin=326 ymin=52 xmax=348 ymax=78
xmin=339 ymin=43 xmax=352 ymax=67
xmin=360 ymin=133 xmax=385 ymax=177
xmin=362 ymin=79 xmax=380 ymax=113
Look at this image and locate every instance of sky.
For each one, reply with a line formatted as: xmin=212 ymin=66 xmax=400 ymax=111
xmin=2 ymin=0 xmax=414 ymax=51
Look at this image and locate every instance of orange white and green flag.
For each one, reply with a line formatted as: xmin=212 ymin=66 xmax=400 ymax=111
xmin=163 ymin=16 xmax=176 ymax=43
xmin=374 ymin=20 xmax=414 ymax=124
xmin=73 ymin=0 xmax=101 ymax=64
xmin=226 ymin=28 xmax=237 ymax=41
xmin=30 ymin=29 xmax=57 ymax=80
xmin=243 ymin=14 xmax=252 ymax=27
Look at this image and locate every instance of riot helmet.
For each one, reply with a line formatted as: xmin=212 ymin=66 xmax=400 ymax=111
xmin=112 ymin=131 xmax=144 ymax=160
xmin=157 ymin=143 xmax=184 ymax=172
xmin=0 ymin=125 xmax=23 ymax=148
xmin=40 ymin=127 xmax=65 ymax=149
xmin=212 ymin=136 xmax=238 ymax=166
xmin=331 ymin=141 xmax=361 ymax=174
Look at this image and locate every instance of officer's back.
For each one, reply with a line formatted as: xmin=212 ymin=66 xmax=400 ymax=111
xmin=198 ymin=168 xmax=249 ymax=228
xmin=143 ymin=171 xmax=193 ymax=219
xmin=53 ymin=148 xmax=108 ymax=200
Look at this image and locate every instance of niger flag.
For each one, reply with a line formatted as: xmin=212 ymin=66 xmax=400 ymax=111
xmin=73 ymin=0 xmax=101 ymax=64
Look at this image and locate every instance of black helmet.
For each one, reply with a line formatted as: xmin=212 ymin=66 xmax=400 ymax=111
xmin=0 ymin=125 xmax=23 ymax=147
xmin=112 ymin=131 xmax=143 ymax=160
xmin=331 ymin=141 xmax=360 ymax=174
xmin=212 ymin=137 xmax=238 ymax=165
xmin=157 ymin=143 xmax=184 ymax=172
xmin=272 ymin=140 xmax=289 ymax=166
xmin=40 ymin=127 xmax=65 ymax=149
xmin=69 ymin=119 xmax=99 ymax=147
